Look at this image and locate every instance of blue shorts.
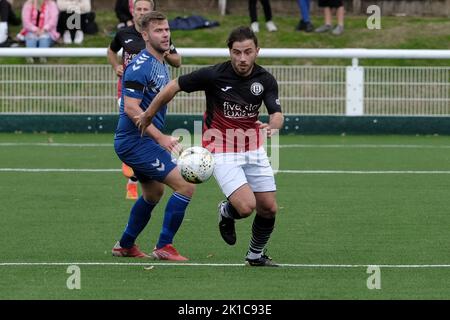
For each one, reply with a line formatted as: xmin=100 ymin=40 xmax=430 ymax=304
xmin=114 ymin=136 xmax=177 ymax=183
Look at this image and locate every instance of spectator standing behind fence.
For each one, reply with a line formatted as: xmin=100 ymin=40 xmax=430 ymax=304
xmin=315 ymin=0 xmax=344 ymax=35
xmin=56 ymin=0 xmax=90 ymax=44
xmin=21 ymin=0 xmax=60 ymax=63
xmin=115 ymin=0 xmax=134 ymax=29
xmin=248 ymin=0 xmax=277 ymax=33
xmin=295 ymin=0 xmax=313 ymax=32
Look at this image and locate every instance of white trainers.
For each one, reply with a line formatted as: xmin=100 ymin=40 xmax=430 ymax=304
xmin=331 ymin=25 xmax=344 ymax=36
xmin=266 ymin=20 xmax=277 ymax=32
xmin=74 ymin=30 xmax=84 ymax=44
xmin=63 ymin=30 xmax=72 ymax=44
xmin=250 ymin=22 xmax=259 ymax=33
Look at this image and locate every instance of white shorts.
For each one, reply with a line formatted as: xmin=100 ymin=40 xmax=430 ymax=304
xmin=213 ymin=147 xmax=276 ymax=198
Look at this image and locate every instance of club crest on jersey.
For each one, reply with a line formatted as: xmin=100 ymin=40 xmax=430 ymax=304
xmin=250 ymin=82 xmax=264 ymax=96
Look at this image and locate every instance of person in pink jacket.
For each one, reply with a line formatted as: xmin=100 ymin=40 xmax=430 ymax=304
xmin=21 ymin=0 xmax=60 ymax=62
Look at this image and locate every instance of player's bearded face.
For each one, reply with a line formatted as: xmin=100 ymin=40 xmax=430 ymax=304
xmin=145 ymin=20 xmax=171 ymax=53
xmin=133 ymin=1 xmax=152 ymax=23
xmin=230 ymin=40 xmax=259 ymax=77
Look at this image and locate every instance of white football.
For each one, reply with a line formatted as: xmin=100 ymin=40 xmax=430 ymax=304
xmin=178 ymin=146 xmax=215 ymax=184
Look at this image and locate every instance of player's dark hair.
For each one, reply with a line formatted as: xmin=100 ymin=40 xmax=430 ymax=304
xmin=138 ymin=11 xmax=167 ymax=31
xmin=227 ymin=26 xmax=258 ymax=49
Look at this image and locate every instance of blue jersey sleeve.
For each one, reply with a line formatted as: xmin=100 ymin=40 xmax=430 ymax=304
xmin=122 ymin=58 xmax=154 ymax=100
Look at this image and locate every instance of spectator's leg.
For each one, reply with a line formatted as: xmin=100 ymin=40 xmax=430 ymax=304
xmin=248 ymin=0 xmax=258 ymax=23
xmin=37 ymin=34 xmax=52 ymax=63
xmin=315 ymin=6 xmax=332 ymax=33
xmin=37 ymin=34 xmax=53 ymax=48
xmin=25 ymin=33 xmax=38 ymax=63
xmin=25 ymin=33 xmax=38 ymax=48
xmin=260 ymin=0 xmax=273 ymax=22
xmin=336 ymin=5 xmax=345 ymax=26
xmin=324 ymin=7 xmax=332 ymax=25
xmin=57 ymin=11 xmax=68 ymax=35
xmin=297 ymin=0 xmax=311 ymax=23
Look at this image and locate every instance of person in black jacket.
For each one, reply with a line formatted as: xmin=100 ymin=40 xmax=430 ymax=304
xmin=0 ymin=0 xmax=21 ymax=47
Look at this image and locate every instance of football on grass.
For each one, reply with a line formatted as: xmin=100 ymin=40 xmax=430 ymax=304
xmin=178 ymin=146 xmax=215 ymax=184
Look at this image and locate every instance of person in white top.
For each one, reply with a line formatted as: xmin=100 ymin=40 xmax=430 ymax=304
xmin=56 ymin=0 xmax=91 ymax=44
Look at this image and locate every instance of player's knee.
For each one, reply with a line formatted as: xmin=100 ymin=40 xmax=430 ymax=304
xmin=258 ymin=203 xmax=277 ymax=218
xmin=237 ymin=203 xmax=256 ymax=218
xmin=143 ymin=188 xmax=165 ymax=203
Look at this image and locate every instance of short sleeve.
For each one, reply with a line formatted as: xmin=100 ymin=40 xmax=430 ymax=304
xmin=168 ymin=38 xmax=177 ymax=54
xmin=109 ymin=32 xmax=122 ymax=53
xmin=122 ymin=64 xmax=152 ymax=100
xmin=178 ymin=66 xmax=215 ymax=93
xmin=263 ymin=74 xmax=282 ymax=114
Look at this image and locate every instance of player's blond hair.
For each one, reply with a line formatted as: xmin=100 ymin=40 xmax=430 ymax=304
xmin=137 ymin=11 xmax=167 ymax=31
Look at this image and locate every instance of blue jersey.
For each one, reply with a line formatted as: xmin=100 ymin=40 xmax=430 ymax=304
xmin=115 ymin=49 xmax=170 ymax=140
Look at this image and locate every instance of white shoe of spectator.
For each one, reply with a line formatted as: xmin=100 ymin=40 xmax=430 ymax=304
xmin=251 ymin=22 xmax=259 ymax=33
xmin=63 ymin=30 xmax=72 ymax=44
xmin=39 ymin=57 xmax=47 ymax=63
xmin=16 ymin=33 xmax=25 ymax=42
xmin=266 ymin=21 xmax=277 ymax=32
xmin=26 ymin=57 xmax=34 ymax=64
xmin=74 ymin=30 xmax=84 ymax=44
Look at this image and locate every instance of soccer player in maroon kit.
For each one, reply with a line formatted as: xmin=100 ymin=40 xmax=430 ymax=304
xmin=107 ymin=0 xmax=181 ymax=199
xmin=136 ymin=26 xmax=284 ymax=266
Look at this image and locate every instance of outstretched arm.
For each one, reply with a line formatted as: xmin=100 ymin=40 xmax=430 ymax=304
xmin=257 ymin=112 xmax=284 ymax=137
xmin=135 ymin=79 xmax=181 ymax=135
xmin=107 ymin=47 xmax=123 ymax=77
xmin=125 ymin=95 xmax=182 ymax=153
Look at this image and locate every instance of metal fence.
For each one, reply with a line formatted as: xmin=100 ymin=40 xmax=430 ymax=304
xmin=0 ymin=64 xmax=449 ymax=116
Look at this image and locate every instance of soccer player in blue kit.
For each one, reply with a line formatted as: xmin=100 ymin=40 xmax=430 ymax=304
xmin=112 ymin=11 xmax=194 ymax=261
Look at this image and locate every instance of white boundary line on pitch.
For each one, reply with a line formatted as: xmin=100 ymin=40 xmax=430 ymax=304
xmin=0 ymin=168 xmax=120 ymax=172
xmin=0 ymin=262 xmax=450 ymax=268
xmin=274 ymin=144 xmax=450 ymax=149
xmin=0 ymin=143 xmax=112 ymax=147
xmin=2 ymin=142 xmax=450 ymax=149
xmin=2 ymin=168 xmax=450 ymax=174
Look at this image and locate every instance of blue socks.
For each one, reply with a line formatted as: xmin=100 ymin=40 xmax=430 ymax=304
xmin=119 ymin=192 xmax=191 ymax=249
xmin=156 ymin=192 xmax=191 ymax=249
xmin=119 ymin=196 xmax=157 ymax=248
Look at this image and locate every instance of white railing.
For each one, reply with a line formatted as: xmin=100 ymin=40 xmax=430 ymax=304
xmin=0 ymin=48 xmax=449 ymax=116
xmin=2 ymin=48 xmax=450 ymax=60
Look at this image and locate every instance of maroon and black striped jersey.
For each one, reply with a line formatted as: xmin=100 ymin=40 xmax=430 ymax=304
xmin=178 ymin=61 xmax=282 ymax=153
